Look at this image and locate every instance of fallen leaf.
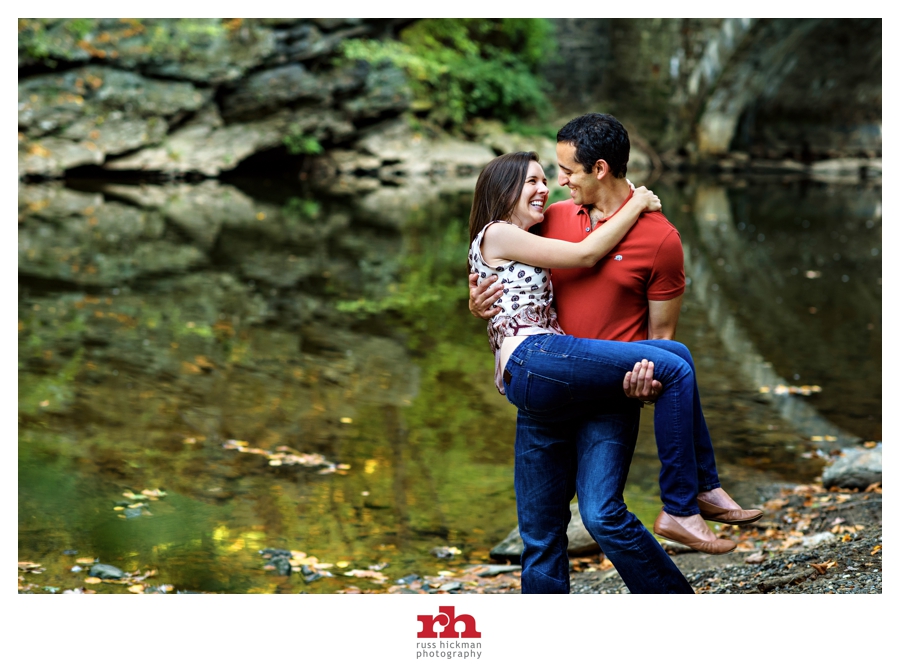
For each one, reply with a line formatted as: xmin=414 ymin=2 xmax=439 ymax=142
xmin=343 ymin=569 xmax=387 ymax=582
xmin=128 ymin=584 xmax=145 ymax=593
xmin=75 ymin=557 xmax=96 ymax=564
xmin=871 ymin=545 xmax=881 ymax=555
xmin=809 ymin=562 xmax=829 ymax=575
xmin=336 ymin=561 xmax=350 ymax=568
xmin=84 ymin=577 xmax=102 ymax=584
xmin=744 ymin=552 xmax=766 ymax=564
xmin=223 ymin=440 xmax=249 ymax=449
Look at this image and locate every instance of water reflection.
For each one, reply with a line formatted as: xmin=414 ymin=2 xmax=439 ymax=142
xmin=18 ymin=174 xmax=880 ymax=593
xmin=670 ymin=177 xmax=881 ymax=442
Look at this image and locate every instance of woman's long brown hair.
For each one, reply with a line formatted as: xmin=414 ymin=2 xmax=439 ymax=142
xmin=468 ymin=151 xmax=540 ymax=250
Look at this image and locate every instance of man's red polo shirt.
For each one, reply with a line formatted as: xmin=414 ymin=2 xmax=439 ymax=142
xmin=539 ymin=192 xmax=685 ymax=342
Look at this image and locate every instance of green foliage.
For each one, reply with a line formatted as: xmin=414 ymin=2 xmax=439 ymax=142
xmin=336 ymin=221 xmax=466 ymax=324
xmin=341 ymin=18 xmax=555 ymax=130
xmin=282 ymin=197 xmax=321 ymax=220
xmin=283 ymin=125 xmax=324 ymax=155
xmin=503 ymin=119 xmax=559 ymax=139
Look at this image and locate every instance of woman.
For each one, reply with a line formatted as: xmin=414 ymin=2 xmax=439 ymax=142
xmin=468 ymin=151 xmax=762 ymax=555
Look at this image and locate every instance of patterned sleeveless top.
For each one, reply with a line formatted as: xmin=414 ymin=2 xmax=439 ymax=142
xmin=469 ymin=221 xmax=564 ymax=394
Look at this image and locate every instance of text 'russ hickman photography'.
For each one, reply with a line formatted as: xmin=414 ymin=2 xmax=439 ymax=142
xmin=416 ymin=606 xmax=483 ymax=660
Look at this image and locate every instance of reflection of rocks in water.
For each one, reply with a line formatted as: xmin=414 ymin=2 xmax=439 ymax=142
xmin=19 ymin=182 xmax=204 ymax=286
xmin=19 ymin=270 xmax=422 ymax=496
xmin=18 ymin=176 xmax=422 ymax=504
xmin=674 ymin=179 xmax=880 ymax=442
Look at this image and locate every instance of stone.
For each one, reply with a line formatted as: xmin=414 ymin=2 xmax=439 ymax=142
xmin=266 ymin=556 xmax=292 ymax=576
xmin=489 ymin=502 xmax=599 ymax=561
xmin=822 ymin=445 xmax=882 ymax=490
xmin=88 ymin=563 xmax=126 ymax=580
xmin=356 ymin=119 xmax=496 ymax=175
xmin=18 ymin=66 xmax=208 ymax=176
xmin=105 ymin=111 xmax=287 ymax=176
xmin=222 ymin=64 xmax=327 ymax=119
xmin=18 ymin=137 xmax=105 ymax=178
xmin=18 ymin=66 xmax=208 ymax=131
xmin=18 ymin=185 xmax=212 ymax=286
xmin=467 ymin=118 xmax=558 ymax=179
xmin=801 ymin=532 xmax=839 ymax=548
xmin=102 ymin=181 xmax=257 ymax=251
xmin=341 ymin=62 xmax=412 ymax=120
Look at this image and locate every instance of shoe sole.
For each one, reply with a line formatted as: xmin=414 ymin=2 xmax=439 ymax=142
xmin=701 ymin=513 xmax=763 ymax=526
xmin=654 ymin=531 xmax=737 ymax=555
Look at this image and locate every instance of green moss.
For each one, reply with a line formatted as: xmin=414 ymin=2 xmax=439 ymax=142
xmin=282 ymin=126 xmax=323 ymax=156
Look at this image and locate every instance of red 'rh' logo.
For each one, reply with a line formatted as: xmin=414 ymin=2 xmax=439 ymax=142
xmin=417 ymin=606 xmax=481 ymax=638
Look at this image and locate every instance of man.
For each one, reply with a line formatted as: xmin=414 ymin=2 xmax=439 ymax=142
xmin=468 ymin=113 xmax=693 ymax=593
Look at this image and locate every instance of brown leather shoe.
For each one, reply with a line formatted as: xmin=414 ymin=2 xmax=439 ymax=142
xmin=653 ymin=510 xmax=737 ymax=555
xmin=698 ymin=499 xmax=763 ymax=526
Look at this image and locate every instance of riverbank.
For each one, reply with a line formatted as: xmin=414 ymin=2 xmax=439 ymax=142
xmin=371 ymin=483 xmax=882 ymax=595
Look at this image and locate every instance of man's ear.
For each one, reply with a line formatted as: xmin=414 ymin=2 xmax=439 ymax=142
xmin=593 ymin=159 xmax=610 ymax=180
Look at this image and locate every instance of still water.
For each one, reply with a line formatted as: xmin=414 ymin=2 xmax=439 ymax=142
xmin=18 ymin=172 xmax=881 ymax=593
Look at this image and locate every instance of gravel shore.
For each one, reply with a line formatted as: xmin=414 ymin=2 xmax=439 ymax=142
xmin=574 ymin=484 xmax=882 ymax=594
xmin=390 ymin=483 xmax=882 ymax=595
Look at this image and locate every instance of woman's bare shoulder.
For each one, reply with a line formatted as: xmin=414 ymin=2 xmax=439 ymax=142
xmin=481 ymin=221 xmax=522 ymax=266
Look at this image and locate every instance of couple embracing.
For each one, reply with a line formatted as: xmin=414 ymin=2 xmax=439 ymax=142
xmin=467 ymin=113 xmax=762 ymax=594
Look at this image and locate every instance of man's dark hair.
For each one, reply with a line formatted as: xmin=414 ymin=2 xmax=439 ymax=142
xmin=557 ymin=113 xmax=629 ymax=179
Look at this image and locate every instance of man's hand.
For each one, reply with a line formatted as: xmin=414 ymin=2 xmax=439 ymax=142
xmin=469 ymin=273 xmax=503 ymax=320
xmin=623 ymin=359 xmax=662 ymax=403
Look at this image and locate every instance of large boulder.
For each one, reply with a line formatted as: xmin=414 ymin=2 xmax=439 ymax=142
xmin=822 ymin=444 xmax=882 ymax=490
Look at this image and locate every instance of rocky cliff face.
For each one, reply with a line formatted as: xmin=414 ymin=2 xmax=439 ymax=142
xmin=18 ymin=18 xmax=881 ymax=184
xmin=543 ymin=18 xmax=881 ymax=162
xmin=18 ymin=19 xmax=416 ymax=180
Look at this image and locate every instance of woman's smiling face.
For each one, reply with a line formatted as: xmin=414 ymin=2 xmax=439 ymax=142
xmin=509 ymin=161 xmax=549 ymax=230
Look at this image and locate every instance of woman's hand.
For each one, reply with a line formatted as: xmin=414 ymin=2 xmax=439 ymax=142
xmin=633 ymin=186 xmax=662 ymax=213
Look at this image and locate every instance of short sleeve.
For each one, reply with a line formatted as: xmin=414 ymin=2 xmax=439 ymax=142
xmin=646 ymin=228 xmax=685 ymax=301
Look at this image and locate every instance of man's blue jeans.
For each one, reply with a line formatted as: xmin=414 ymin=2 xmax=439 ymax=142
xmin=504 ymin=334 xmax=720 ymax=594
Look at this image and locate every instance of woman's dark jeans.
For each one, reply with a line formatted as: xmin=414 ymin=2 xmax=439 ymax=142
xmin=504 ymin=333 xmax=719 ymax=594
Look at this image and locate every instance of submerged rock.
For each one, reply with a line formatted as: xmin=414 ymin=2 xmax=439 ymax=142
xmin=89 ymin=563 xmax=126 ymax=580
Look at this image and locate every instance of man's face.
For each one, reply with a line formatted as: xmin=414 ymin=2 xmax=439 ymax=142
xmin=556 ymin=142 xmax=602 ymax=207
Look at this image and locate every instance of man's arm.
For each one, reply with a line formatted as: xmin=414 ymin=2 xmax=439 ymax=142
xmin=469 ymin=273 xmax=503 ymax=320
xmin=647 ymin=295 xmax=683 ymax=340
